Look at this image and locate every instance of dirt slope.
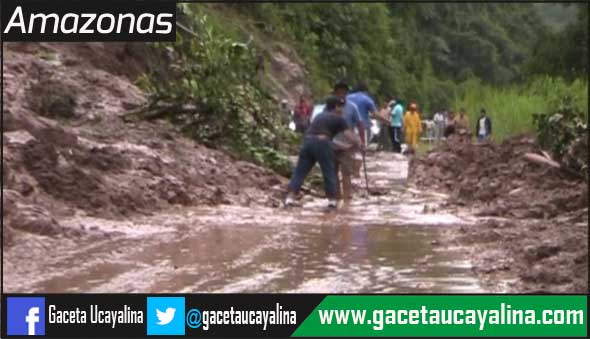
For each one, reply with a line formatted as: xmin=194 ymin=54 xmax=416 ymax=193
xmin=409 ymin=138 xmax=588 ymax=293
xmin=2 ymin=42 xmax=289 ymax=246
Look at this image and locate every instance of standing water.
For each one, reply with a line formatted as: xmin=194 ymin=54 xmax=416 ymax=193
xmin=3 ymin=152 xmax=484 ymax=293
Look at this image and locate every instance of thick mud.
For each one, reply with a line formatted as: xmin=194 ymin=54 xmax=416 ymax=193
xmin=410 ymin=138 xmax=588 ymax=293
xmin=3 ymin=153 xmax=486 ymax=293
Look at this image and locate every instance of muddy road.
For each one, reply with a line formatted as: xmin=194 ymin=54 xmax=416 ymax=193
xmin=4 ymin=43 xmax=585 ymax=294
xmin=3 ymin=152 xmax=487 ymax=293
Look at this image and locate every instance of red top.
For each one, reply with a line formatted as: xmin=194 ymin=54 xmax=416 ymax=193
xmin=295 ymin=100 xmax=311 ymax=119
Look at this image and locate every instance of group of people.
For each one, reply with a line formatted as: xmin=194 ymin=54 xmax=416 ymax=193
xmin=387 ymin=104 xmax=494 ymax=152
xmin=432 ymin=108 xmax=493 ymax=142
xmin=285 ymin=80 xmax=377 ymax=208
xmin=386 ymin=99 xmax=423 ymax=153
xmin=282 ymin=81 xmax=494 ymax=208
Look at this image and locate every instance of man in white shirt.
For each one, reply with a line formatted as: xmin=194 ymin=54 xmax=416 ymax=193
xmin=433 ymin=111 xmax=445 ymax=142
xmin=476 ymin=108 xmax=492 ymax=141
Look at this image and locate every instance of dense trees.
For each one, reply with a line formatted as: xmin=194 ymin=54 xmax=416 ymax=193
xmin=191 ymin=3 xmax=586 ymax=114
xmin=241 ymin=3 xmax=570 ymax=112
xmin=141 ymin=3 xmax=586 ymax=172
xmin=527 ymin=4 xmax=588 ymax=81
xmin=389 ymin=3 xmax=543 ymax=85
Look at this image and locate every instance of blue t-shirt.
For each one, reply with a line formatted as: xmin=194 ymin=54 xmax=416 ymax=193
xmin=321 ymin=101 xmax=361 ymax=129
xmin=342 ymin=101 xmax=361 ymax=128
xmin=346 ymin=92 xmax=377 ymax=127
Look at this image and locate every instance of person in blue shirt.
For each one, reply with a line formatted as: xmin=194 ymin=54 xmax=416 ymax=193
xmin=285 ymin=96 xmax=362 ymax=208
xmin=317 ymin=81 xmax=365 ymax=141
xmin=313 ymin=81 xmax=365 ymax=200
xmin=389 ymin=98 xmax=404 ymax=153
xmin=346 ymin=81 xmax=377 ymax=145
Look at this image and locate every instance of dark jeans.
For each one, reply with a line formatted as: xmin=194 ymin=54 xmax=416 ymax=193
xmin=389 ymin=126 xmax=402 ymax=153
xmin=288 ymin=136 xmax=337 ymax=199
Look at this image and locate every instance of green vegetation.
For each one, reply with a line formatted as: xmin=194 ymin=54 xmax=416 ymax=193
xmin=239 ymin=3 xmax=549 ymax=111
xmin=137 ymin=2 xmax=587 ymax=175
xmin=137 ymin=5 xmax=296 ymax=175
xmin=453 ymin=77 xmax=588 ymax=141
xmin=527 ymin=4 xmax=588 ymax=81
xmin=449 ymin=2 xmax=588 ymax=175
xmin=534 ymin=3 xmax=579 ymax=32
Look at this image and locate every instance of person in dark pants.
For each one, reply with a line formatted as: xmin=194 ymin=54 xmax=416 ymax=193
xmin=475 ymin=108 xmax=492 ymax=141
xmin=285 ymin=96 xmax=363 ymax=208
xmin=389 ymin=98 xmax=404 ymax=153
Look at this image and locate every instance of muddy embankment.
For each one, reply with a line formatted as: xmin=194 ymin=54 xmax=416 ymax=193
xmin=2 ymin=42 xmax=291 ymax=247
xmin=409 ymin=137 xmax=588 ymax=293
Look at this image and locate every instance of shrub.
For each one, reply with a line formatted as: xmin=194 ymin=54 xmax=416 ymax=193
xmin=532 ymin=91 xmax=588 ymax=179
xmin=138 ymin=9 xmax=295 ymax=175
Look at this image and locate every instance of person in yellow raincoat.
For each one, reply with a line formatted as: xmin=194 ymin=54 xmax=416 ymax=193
xmin=403 ymin=102 xmax=422 ymax=153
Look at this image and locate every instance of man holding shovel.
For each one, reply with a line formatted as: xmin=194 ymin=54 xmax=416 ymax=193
xmin=285 ymin=96 xmax=363 ymax=208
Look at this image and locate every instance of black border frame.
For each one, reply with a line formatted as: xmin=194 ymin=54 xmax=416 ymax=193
xmin=1 ymin=1 xmax=589 ymax=338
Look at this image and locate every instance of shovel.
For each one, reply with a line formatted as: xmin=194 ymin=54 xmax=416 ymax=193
xmin=335 ymin=141 xmax=385 ymax=196
xmin=360 ymin=149 xmax=389 ymax=196
xmin=362 ymin=150 xmax=370 ymax=194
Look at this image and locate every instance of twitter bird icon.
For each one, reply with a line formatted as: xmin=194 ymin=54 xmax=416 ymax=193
xmin=147 ymin=297 xmax=185 ymax=335
xmin=156 ymin=307 xmax=176 ymax=325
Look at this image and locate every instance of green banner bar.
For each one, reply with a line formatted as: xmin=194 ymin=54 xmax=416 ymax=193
xmin=292 ymin=295 xmax=587 ymax=337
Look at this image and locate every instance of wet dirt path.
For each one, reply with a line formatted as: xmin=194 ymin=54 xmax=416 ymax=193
xmin=3 ymin=152 xmax=485 ymax=293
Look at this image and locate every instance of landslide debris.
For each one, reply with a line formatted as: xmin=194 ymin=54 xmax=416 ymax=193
xmin=2 ymin=42 xmax=287 ymax=245
xmin=410 ymin=136 xmax=586 ymax=219
xmin=410 ymin=137 xmax=588 ymax=293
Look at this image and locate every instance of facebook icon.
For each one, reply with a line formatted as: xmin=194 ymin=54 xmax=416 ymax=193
xmin=7 ymin=297 xmax=45 ymax=336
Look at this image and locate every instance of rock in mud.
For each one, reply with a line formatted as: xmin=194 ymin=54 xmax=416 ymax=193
xmin=520 ymin=264 xmax=572 ymax=285
xmin=6 ymin=204 xmax=62 ymax=237
xmin=28 ymin=76 xmax=78 ymax=119
xmin=523 ymin=242 xmax=562 ymax=262
xmin=30 ymin=127 xmax=79 ymax=148
xmin=72 ymin=146 xmax=131 ymax=173
xmin=22 ymin=139 xmax=110 ymax=211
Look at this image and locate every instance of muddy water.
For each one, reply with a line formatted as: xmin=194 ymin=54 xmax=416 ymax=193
xmin=3 ymin=152 xmax=484 ymax=293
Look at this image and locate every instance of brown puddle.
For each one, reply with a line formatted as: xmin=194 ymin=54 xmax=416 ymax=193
xmin=3 ymin=152 xmax=485 ymax=293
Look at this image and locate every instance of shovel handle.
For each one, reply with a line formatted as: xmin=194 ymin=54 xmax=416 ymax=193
xmin=362 ymin=151 xmax=370 ymax=193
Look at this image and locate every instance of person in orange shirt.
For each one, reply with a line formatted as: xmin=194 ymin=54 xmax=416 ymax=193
xmin=403 ymin=102 xmax=422 ymax=153
xmin=454 ymin=108 xmax=470 ymax=130
xmin=454 ymin=108 xmax=471 ymax=142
